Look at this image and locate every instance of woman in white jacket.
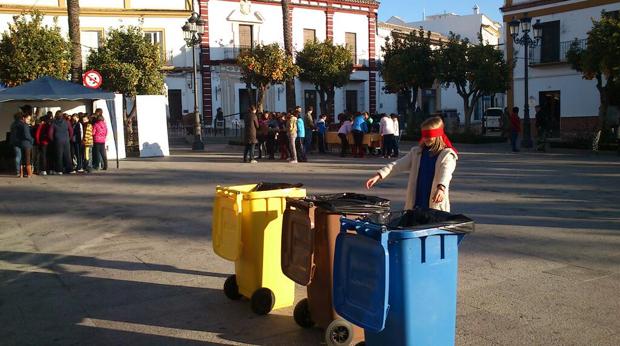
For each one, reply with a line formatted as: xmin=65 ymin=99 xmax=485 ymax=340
xmin=366 ymin=116 xmax=458 ymax=212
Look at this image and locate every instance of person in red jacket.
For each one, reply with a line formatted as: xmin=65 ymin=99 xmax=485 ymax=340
xmin=509 ymin=107 xmax=521 ymax=152
xmin=35 ymin=114 xmax=52 ymax=175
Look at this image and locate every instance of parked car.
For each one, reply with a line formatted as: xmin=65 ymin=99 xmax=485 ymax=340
xmin=482 ymin=107 xmax=503 ymax=135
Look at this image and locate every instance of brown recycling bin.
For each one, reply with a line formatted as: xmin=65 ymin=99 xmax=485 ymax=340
xmin=281 ymin=194 xmax=390 ymax=346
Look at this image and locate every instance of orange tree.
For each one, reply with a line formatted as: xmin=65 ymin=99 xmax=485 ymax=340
xmin=237 ymin=43 xmax=299 ymax=112
xmin=0 ymin=11 xmax=71 ymax=87
xmin=567 ymin=12 xmax=620 ymax=149
xmin=296 ymin=40 xmax=353 ymax=115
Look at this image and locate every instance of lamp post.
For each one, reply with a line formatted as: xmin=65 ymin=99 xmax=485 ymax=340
xmin=182 ymin=12 xmax=206 ymax=151
xmin=509 ymin=15 xmax=542 ymax=149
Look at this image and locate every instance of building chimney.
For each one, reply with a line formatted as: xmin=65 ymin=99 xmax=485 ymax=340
xmin=473 ymin=4 xmax=480 ymax=15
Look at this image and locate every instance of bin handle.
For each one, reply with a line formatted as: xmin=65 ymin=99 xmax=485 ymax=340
xmin=340 ymin=217 xmax=387 ymax=241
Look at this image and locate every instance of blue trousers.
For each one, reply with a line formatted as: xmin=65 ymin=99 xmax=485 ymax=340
xmin=304 ymin=131 xmax=312 ymax=155
xmin=510 ymin=131 xmax=520 ymax=152
xmin=13 ymin=146 xmax=22 ymax=175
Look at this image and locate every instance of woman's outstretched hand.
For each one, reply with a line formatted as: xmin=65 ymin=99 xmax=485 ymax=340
xmin=366 ymin=174 xmax=381 ymax=189
xmin=432 ymin=189 xmax=445 ymax=204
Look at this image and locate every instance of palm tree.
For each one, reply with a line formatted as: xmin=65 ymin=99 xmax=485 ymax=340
xmin=281 ymin=0 xmax=296 ymax=110
xmin=67 ymin=0 xmax=82 ymax=83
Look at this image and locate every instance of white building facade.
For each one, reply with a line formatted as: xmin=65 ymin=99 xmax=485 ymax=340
xmin=502 ymin=0 xmax=620 ymax=136
xmin=199 ymin=0 xmax=380 ymax=125
xmin=0 ymin=0 xmax=199 ymax=125
xmin=385 ymin=8 xmax=504 ymax=123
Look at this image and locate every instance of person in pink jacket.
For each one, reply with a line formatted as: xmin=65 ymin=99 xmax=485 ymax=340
xmin=91 ymin=111 xmax=108 ymax=170
xmin=366 ymin=116 xmax=458 ymax=212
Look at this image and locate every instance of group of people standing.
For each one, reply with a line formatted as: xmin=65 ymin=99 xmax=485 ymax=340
xmin=9 ymin=105 xmax=109 ymax=178
xmin=243 ymin=106 xmax=402 ymax=163
xmin=337 ymin=112 xmax=400 ymax=158
xmin=244 ymin=105 xmax=327 ymax=164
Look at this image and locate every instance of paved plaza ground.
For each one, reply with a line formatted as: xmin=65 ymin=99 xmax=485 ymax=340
xmin=1 ymin=142 xmax=619 ymax=345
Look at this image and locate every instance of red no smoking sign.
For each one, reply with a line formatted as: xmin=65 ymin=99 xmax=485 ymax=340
xmin=83 ymin=70 xmax=103 ymax=89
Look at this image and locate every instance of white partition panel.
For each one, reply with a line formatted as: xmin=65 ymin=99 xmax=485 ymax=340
xmin=94 ymin=96 xmax=126 ymax=160
xmin=136 ymin=95 xmax=170 ymax=157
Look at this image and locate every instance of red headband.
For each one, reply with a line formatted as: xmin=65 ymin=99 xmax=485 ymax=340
xmin=420 ymin=127 xmax=458 ymax=154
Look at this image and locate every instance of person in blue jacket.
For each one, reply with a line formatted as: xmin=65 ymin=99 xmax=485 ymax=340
xmin=351 ymin=112 xmax=368 ymax=158
xmin=316 ymin=114 xmax=328 ymax=153
xmin=296 ymin=112 xmax=307 ymax=162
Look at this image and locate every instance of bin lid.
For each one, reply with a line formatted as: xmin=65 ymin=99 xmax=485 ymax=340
xmin=365 ymin=208 xmax=475 ymax=240
xmin=253 ymin=182 xmax=303 ymax=191
xmin=333 ymin=232 xmax=389 ymax=333
xmin=306 ymin=193 xmax=390 ymax=215
xmin=281 ymin=200 xmax=316 ymax=286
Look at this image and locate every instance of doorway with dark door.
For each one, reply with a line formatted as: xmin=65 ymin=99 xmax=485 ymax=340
xmin=304 ymin=90 xmax=318 ymax=114
xmin=238 ymin=88 xmax=256 ymax=120
xmin=345 ymin=90 xmax=358 ymax=114
xmin=168 ymin=89 xmax=183 ymax=126
xmin=539 ymin=90 xmax=561 ymax=137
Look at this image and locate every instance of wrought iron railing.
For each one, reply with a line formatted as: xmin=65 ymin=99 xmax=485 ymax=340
xmin=224 ymin=45 xmax=253 ymax=60
xmin=529 ymin=39 xmax=587 ymax=65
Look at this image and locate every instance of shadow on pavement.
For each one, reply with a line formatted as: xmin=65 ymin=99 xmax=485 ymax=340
xmin=1 ymin=252 xmax=321 ymax=345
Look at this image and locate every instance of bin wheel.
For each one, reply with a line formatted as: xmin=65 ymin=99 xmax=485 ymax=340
xmin=250 ymin=287 xmax=275 ymax=315
xmin=325 ymin=319 xmax=354 ymax=346
xmin=293 ymin=298 xmax=315 ymax=328
xmin=223 ymin=275 xmax=242 ymax=300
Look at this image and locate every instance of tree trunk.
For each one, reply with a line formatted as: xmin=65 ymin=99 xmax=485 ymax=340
xmin=246 ymin=82 xmax=256 ymax=108
xmin=592 ymin=76 xmax=609 ymax=151
xmin=318 ymin=88 xmax=327 ymax=116
xmin=326 ymin=88 xmax=335 ymax=117
xmin=462 ymin=95 xmax=474 ymax=132
xmin=67 ymin=0 xmax=83 ymax=84
xmin=281 ymin=0 xmax=296 ymax=110
xmin=257 ymin=85 xmax=267 ymax=113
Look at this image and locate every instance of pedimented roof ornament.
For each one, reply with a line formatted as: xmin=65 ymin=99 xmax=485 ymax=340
xmin=227 ymin=0 xmax=264 ymax=24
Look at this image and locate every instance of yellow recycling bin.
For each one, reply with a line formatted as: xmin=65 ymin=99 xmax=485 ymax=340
xmin=212 ymin=183 xmax=306 ymax=315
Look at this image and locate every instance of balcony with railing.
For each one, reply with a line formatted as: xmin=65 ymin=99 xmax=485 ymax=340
xmin=223 ymin=45 xmax=253 ymax=60
xmin=529 ymin=39 xmax=587 ymax=66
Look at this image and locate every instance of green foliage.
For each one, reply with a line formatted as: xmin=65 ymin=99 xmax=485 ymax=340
xmin=297 ymin=40 xmax=353 ymax=91
xmin=296 ymin=40 xmax=353 ymax=114
xmin=437 ymin=33 xmax=510 ymax=129
xmin=86 ymin=26 xmax=164 ymax=96
xmin=0 ymin=11 xmax=71 ymax=87
xmin=567 ymin=14 xmax=620 ymax=83
xmin=567 ymin=12 xmax=620 ymax=130
xmin=380 ymin=30 xmax=436 ymax=98
xmin=237 ymin=43 xmax=299 ymax=110
xmin=238 ymin=43 xmax=299 ymax=86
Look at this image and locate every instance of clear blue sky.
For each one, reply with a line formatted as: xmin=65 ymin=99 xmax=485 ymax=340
xmin=378 ymin=0 xmax=504 ymax=23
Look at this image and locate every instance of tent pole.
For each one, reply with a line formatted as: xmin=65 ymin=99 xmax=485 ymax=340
xmin=114 ymin=126 xmax=119 ymax=169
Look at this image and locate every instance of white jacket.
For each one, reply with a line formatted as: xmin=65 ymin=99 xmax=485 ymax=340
xmin=380 ymin=117 xmax=395 ymax=135
xmin=393 ymin=119 xmax=400 ymax=137
xmin=377 ymin=147 xmax=458 ymax=211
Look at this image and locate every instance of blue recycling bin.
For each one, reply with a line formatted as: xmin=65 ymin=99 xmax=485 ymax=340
xmin=333 ymin=209 xmax=474 ymax=346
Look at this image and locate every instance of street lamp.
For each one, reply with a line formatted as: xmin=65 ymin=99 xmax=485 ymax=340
xmin=509 ymin=15 xmax=542 ymax=149
xmin=182 ymin=12 xmax=206 ymax=151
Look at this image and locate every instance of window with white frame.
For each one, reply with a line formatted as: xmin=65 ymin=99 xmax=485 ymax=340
xmin=144 ymin=30 xmax=166 ymax=62
xmin=303 ymin=29 xmax=316 ymax=46
xmin=345 ymin=32 xmax=357 ymax=64
xmin=80 ymin=30 xmax=103 ymax=65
